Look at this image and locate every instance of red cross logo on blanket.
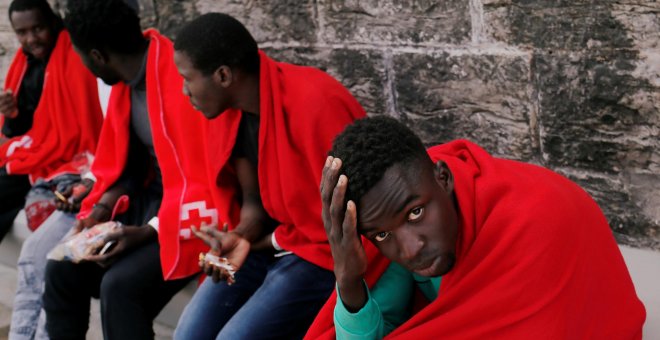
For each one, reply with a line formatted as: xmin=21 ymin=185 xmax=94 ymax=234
xmin=180 ymin=201 xmax=218 ymax=239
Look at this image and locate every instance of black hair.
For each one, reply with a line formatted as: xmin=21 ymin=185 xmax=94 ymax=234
xmin=174 ymin=13 xmax=259 ymax=75
xmin=330 ymin=116 xmax=430 ymax=205
xmin=9 ymin=0 xmax=64 ymax=33
xmin=64 ymin=0 xmax=145 ymax=55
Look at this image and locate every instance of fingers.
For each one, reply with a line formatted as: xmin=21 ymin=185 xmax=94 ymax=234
xmin=320 ymin=157 xmax=342 ymax=207
xmin=329 ymin=174 xmax=348 ymax=238
xmin=192 ymin=225 xmax=221 ymax=253
xmin=72 ymin=219 xmax=85 ymax=234
xmin=342 ymin=200 xmax=358 ymax=242
xmin=102 ymin=229 xmax=124 ymax=244
xmin=321 ymin=156 xmax=344 ymax=232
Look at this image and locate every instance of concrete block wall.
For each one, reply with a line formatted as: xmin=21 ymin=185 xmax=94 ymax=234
xmin=0 ymin=0 xmax=658 ymax=250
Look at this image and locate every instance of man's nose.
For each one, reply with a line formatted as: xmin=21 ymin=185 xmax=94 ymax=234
xmin=397 ymin=228 xmax=424 ymax=262
xmin=25 ymin=31 xmax=37 ymax=44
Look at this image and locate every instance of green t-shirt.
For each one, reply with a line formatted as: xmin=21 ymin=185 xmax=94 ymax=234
xmin=334 ymin=262 xmax=441 ymax=339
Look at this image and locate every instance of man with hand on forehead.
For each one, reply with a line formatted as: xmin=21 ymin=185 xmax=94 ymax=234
xmin=308 ymin=116 xmax=645 ymax=339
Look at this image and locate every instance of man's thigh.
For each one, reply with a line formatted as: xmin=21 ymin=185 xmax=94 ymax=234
xmin=218 ymin=254 xmax=335 ymax=339
xmin=20 ymin=211 xmax=76 ymax=262
xmin=100 ymin=239 xmax=192 ymax=317
xmin=0 ymin=169 xmax=31 ymax=204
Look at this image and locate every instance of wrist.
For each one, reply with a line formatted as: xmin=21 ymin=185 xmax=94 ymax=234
xmin=337 ymin=275 xmax=364 ymax=291
xmin=337 ymin=278 xmax=368 ymax=312
xmin=91 ymin=202 xmax=112 ymax=221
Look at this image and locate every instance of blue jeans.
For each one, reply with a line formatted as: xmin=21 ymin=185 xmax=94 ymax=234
xmin=174 ymin=252 xmax=335 ymax=340
xmin=9 ymin=211 xmax=76 ymax=340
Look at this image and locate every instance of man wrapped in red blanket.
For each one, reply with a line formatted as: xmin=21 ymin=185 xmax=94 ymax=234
xmin=310 ymin=116 xmax=645 ymax=339
xmin=42 ymin=1 xmax=218 ymax=338
xmin=172 ymin=13 xmax=366 ymax=339
xmin=0 ymin=0 xmax=102 ymax=239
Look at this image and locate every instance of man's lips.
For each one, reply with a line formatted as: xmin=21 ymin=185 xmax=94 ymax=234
xmin=411 ymin=256 xmax=441 ymax=276
xmin=28 ymin=45 xmax=46 ymax=56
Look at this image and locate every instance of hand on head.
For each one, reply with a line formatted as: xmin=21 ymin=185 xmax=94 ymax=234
xmin=320 ymin=156 xmax=369 ymax=311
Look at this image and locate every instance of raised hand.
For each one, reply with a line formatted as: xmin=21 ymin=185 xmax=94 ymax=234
xmin=320 ymin=156 xmax=368 ymax=311
xmin=0 ymin=90 xmax=17 ymax=118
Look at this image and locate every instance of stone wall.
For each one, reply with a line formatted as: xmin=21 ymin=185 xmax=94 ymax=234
xmin=1 ymin=0 xmax=658 ymax=249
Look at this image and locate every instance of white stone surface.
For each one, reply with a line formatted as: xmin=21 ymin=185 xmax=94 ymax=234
xmin=620 ymin=245 xmax=660 ymax=339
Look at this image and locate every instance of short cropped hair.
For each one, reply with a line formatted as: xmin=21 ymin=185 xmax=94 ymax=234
xmin=9 ymin=0 xmax=63 ymax=32
xmin=64 ymin=0 xmax=144 ymax=55
xmin=330 ymin=116 xmax=430 ymax=205
xmin=174 ymin=13 xmax=259 ymax=75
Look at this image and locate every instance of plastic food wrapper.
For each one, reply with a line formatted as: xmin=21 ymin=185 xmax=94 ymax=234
xmin=47 ymin=221 xmax=122 ymax=263
xmin=199 ymin=252 xmax=237 ymax=284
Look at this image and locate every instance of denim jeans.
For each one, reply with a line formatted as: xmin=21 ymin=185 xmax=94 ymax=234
xmin=174 ymin=252 xmax=335 ymax=340
xmin=9 ymin=211 xmax=76 ymax=340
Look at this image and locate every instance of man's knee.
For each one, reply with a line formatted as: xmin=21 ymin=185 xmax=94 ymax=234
xmin=100 ymin=268 xmax=134 ymax=301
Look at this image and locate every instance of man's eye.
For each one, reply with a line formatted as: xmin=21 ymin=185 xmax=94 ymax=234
xmin=408 ymin=206 xmax=424 ymax=222
xmin=374 ymin=231 xmax=391 ymax=242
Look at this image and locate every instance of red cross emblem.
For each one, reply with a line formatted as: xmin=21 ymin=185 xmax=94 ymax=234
xmin=180 ymin=201 xmax=218 ymax=239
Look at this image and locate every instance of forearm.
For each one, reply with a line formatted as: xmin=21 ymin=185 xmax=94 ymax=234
xmin=335 ymin=282 xmax=385 ymax=340
xmin=98 ymin=185 xmax=128 ymax=207
xmin=234 ymin=199 xmax=269 ymax=243
xmin=250 ymin=232 xmax=275 ymax=251
xmin=337 ymin=276 xmax=369 ymax=312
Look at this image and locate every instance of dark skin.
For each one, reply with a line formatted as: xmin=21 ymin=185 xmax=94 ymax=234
xmin=320 ymin=156 xmax=459 ymax=311
xmin=54 ymin=178 xmax=95 ymax=213
xmin=70 ymin=39 xmax=158 ymax=266
xmin=1 ymin=8 xmax=57 ymax=118
xmin=174 ymin=51 xmax=274 ymax=283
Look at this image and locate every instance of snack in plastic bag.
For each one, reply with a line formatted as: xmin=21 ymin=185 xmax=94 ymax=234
xmin=47 ymin=221 xmax=122 ymax=263
xmin=199 ymin=252 xmax=237 ymax=284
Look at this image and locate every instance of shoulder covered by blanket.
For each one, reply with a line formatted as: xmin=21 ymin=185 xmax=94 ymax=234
xmin=0 ymin=30 xmax=103 ymax=182
xmin=206 ymin=51 xmax=367 ymax=272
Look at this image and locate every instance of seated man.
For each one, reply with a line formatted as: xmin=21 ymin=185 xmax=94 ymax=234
xmin=309 ymin=116 xmax=646 ymax=339
xmin=42 ymin=1 xmax=217 ymax=339
xmin=172 ymin=13 xmax=366 ymax=339
xmin=0 ymin=0 xmax=102 ymax=241
xmin=4 ymin=1 xmax=103 ymax=338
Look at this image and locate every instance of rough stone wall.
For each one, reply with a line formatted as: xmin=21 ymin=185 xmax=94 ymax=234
xmin=0 ymin=0 xmax=658 ymax=249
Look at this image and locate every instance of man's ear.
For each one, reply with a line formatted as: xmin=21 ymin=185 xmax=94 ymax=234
xmin=434 ymin=160 xmax=454 ymax=195
xmin=89 ymin=49 xmax=107 ymax=65
xmin=213 ymin=65 xmax=233 ymax=88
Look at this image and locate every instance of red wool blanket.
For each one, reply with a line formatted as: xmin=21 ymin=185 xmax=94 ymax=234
xmin=79 ymin=29 xmax=218 ymax=280
xmin=206 ymin=51 xmax=366 ymax=271
xmin=306 ymin=140 xmax=645 ymax=339
xmin=1 ymin=30 xmax=103 ymax=183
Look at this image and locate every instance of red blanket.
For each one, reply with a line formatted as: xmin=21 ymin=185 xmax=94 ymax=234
xmin=206 ymin=51 xmax=366 ymax=271
xmin=0 ymin=31 xmax=103 ymax=183
xmin=79 ymin=29 xmax=218 ymax=280
xmin=306 ymin=140 xmax=645 ymax=339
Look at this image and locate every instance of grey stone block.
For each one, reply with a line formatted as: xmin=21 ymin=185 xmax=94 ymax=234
xmin=558 ymin=170 xmax=660 ymax=250
xmin=533 ymin=51 xmax=659 ymax=174
xmin=482 ymin=0 xmax=648 ymax=51
xmin=193 ymin=0 xmax=318 ymax=44
xmin=393 ymin=51 xmax=537 ymax=160
xmin=320 ymin=0 xmax=470 ymax=45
